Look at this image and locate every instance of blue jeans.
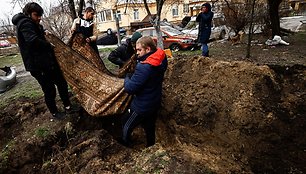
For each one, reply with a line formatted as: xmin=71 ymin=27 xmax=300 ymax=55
xmin=201 ymin=43 xmax=209 ymax=57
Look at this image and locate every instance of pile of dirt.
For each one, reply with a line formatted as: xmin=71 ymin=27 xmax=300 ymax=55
xmin=161 ymin=57 xmax=306 ymax=173
xmin=1 ymin=31 xmax=306 ymax=173
xmin=1 ymin=56 xmax=305 ymax=173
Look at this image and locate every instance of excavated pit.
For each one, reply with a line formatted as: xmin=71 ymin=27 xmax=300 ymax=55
xmin=1 ymin=57 xmax=305 ymax=173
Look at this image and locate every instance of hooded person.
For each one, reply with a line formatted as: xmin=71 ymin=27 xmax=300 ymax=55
xmin=196 ymin=3 xmax=214 ymax=57
xmin=108 ymin=32 xmax=142 ymax=68
xmin=12 ymin=2 xmax=75 ymax=119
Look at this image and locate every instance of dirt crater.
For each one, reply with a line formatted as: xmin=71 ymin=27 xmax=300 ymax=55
xmin=1 ymin=56 xmax=306 ymax=173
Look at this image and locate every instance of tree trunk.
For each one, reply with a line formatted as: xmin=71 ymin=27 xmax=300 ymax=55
xmin=115 ymin=12 xmax=121 ymax=46
xmin=154 ymin=16 xmax=164 ymax=49
xmin=68 ymin=0 xmax=77 ymax=19
xmin=78 ymin=0 xmax=85 ymax=17
xmin=155 ymin=0 xmax=165 ymax=49
xmin=268 ymin=0 xmax=282 ymax=36
xmin=246 ymin=0 xmax=256 ymax=58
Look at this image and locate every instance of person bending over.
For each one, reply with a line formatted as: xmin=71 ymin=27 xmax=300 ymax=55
xmin=108 ymin=32 xmax=142 ymax=68
xmin=121 ymin=36 xmax=168 ymax=147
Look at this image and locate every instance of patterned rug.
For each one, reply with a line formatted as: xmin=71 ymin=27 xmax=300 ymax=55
xmin=46 ymin=33 xmax=131 ymax=116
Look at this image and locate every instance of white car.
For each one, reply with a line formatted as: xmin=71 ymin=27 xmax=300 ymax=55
xmin=181 ymin=15 xmax=228 ymax=41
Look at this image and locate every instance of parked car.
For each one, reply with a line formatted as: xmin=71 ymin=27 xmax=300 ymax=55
xmin=181 ymin=15 xmax=228 ymax=41
xmin=135 ymin=26 xmax=197 ymax=51
xmin=0 ymin=40 xmax=11 ymax=48
xmin=96 ymin=28 xmax=127 ymax=45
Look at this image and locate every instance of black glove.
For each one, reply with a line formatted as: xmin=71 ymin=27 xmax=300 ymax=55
xmin=125 ymin=73 xmax=133 ymax=79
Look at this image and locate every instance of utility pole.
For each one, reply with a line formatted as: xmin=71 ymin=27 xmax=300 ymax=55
xmin=115 ymin=5 xmax=121 ymax=46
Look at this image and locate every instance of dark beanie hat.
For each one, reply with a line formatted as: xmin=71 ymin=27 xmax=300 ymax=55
xmin=131 ymin=32 xmax=142 ymax=43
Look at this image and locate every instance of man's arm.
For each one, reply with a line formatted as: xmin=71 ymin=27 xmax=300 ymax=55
xmin=108 ymin=45 xmax=127 ymax=67
xmin=20 ymin=22 xmax=52 ymax=50
xmin=124 ymin=64 xmax=151 ymax=94
xmin=90 ymin=23 xmax=98 ymax=42
xmin=70 ymin=18 xmax=79 ymax=34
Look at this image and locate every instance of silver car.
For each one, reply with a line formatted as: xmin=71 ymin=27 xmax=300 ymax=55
xmin=181 ymin=15 xmax=227 ymax=41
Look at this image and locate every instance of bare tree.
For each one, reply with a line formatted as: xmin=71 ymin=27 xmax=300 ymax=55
xmin=267 ymin=0 xmax=282 ymax=36
xmin=68 ymin=0 xmax=77 ymax=19
xmin=77 ymin=0 xmax=85 ymax=17
xmin=142 ymin=0 xmax=166 ymax=49
xmin=246 ymin=0 xmax=256 ymax=58
xmin=0 ymin=16 xmax=16 ymax=36
xmin=223 ymin=0 xmax=266 ymax=35
xmin=42 ymin=4 xmax=72 ymax=41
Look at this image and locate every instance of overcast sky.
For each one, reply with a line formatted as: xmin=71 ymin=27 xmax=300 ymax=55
xmin=0 ymin=0 xmax=57 ymax=22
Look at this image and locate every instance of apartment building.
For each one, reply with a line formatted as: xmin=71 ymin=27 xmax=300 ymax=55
xmin=93 ymin=0 xmax=296 ymax=34
xmin=94 ymin=0 xmax=214 ymax=34
xmin=288 ymin=0 xmax=306 ymax=13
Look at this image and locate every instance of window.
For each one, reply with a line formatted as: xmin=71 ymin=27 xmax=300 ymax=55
xmin=141 ymin=30 xmax=151 ymax=36
xmin=117 ymin=10 xmax=121 ymax=21
xmin=105 ymin=9 xmax=112 ymax=21
xmin=183 ymin=4 xmax=189 ymax=14
xmin=98 ymin=9 xmax=113 ymax=22
xmin=133 ymin=9 xmax=139 ymax=20
xmin=98 ymin=11 xmax=105 ymax=22
xmin=172 ymin=5 xmax=178 ymax=16
xmin=113 ymin=10 xmax=122 ymax=21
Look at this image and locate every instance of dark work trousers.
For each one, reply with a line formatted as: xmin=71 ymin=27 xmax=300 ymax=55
xmin=30 ymin=67 xmax=71 ymax=114
xmin=122 ymin=109 xmax=158 ymax=147
xmin=89 ymin=42 xmax=99 ymax=56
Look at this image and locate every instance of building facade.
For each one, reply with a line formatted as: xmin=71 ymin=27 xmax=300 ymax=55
xmin=94 ymin=0 xmax=214 ymax=34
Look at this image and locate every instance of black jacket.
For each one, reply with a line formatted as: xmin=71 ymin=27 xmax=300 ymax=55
xmin=108 ymin=38 xmax=135 ymax=67
xmin=196 ymin=4 xmax=214 ymax=43
xmin=12 ymin=13 xmax=57 ymax=71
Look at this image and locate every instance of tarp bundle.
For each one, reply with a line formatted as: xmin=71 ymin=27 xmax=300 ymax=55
xmin=46 ymin=33 xmax=132 ymax=116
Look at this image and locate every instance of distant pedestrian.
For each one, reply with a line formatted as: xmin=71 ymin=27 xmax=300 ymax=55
xmin=196 ymin=3 xmax=214 ymax=57
xmin=121 ymin=36 xmax=168 ymax=147
xmin=12 ymin=2 xmax=75 ymax=119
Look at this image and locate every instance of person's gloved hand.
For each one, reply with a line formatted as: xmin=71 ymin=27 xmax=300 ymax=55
xmin=125 ymin=73 xmax=133 ymax=79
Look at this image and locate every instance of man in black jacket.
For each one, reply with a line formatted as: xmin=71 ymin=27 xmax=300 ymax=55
xmin=108 ymin=32 xmax=142 ymax=68
xmin=12 ymin=2 xmax=74 ymax=119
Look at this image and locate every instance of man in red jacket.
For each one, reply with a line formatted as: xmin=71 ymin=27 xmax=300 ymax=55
xmin=121 ymin=36 xmax=168 ymax=147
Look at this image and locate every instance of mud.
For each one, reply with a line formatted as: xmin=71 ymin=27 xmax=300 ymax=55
xmin=1 ymin=55 xmax=305 ymax=173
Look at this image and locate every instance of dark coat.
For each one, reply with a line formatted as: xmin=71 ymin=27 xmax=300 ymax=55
xmin=12 ymin=13 xmax=57 ymax=72
xmin=196 ymin=4 xmax=214 ymax=43
xmin=108 ymin=38 xmax=135 ymax=67
xmin=124 ymin=48 xmax=168 ymax=114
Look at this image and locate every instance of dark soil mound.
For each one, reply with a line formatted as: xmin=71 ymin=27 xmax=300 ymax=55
xmin=1 ymin=56 xmax=305 ymax=173
xmin=161 ymin=57 xmax=306 ymax=173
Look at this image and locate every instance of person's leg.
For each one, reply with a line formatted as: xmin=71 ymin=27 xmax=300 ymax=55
xmin=90 ymin=43 xmax=100 ymax=56
xmin=52 ymin=67 xmax=71 ymax=108
xmin=30 ymin=71 xmax=58 ymax=114
xmin=201 ymin=43 xmax=209 ymax=57
xmin=141 ymin=111 xmax=158 ymax=147
xmin=122 ymin=109 xmax=144 ymax=146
